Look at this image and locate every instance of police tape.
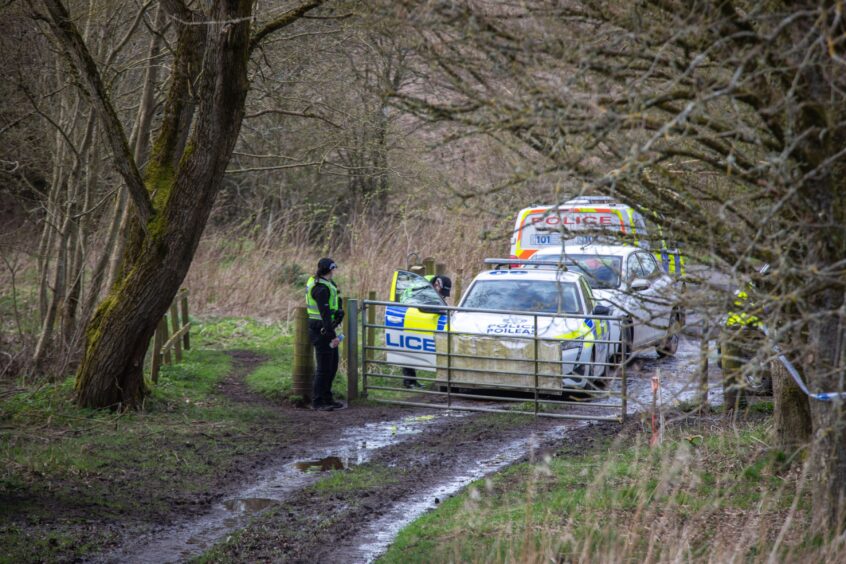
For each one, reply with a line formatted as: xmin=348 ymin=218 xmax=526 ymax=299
xmin=773 ymin=347 xmax=846 ymax=402
xmin=758 ymin=326 xmax=846 ymax=401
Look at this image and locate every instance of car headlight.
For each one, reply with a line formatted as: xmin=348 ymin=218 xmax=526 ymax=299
xmin=560 ymin=340 xmax=581 ymax=351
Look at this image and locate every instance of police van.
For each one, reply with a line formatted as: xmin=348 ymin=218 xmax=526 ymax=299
xmin=509 ymin=196 xmax=683 ymax=275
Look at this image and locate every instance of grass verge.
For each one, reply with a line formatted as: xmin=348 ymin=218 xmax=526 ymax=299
xmin=0 ymin=317 xmax=295 ymax=563
xmin=378 ymin=416 xmax=831 ymax=563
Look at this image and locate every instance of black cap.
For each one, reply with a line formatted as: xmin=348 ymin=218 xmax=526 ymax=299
xmin=435 ymin=275 xmax=452 ymax=297
xmin=317 ymin=257 xmax=337 ymax=275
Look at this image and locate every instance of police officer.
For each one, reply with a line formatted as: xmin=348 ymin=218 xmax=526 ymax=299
xmin=403 ymin=274 xmax=452 ymax=388
xmin=306 ymin=258 xmax=344 ymax=411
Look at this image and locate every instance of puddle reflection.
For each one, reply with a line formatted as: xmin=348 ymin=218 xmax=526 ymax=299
xmin=294 ymin=456 xmax=346 ymax=472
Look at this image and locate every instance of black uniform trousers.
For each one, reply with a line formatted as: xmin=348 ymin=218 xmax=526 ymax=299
xmin=308 ymin=320 xmax=338 ymax=406
xmin=402 ymin=367 xmax=418 ymax=387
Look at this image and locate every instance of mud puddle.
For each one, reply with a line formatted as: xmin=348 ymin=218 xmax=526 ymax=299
xmin=337 ymin=420 xmax=591 ymax=562
xmin=96 ymin=413 xmax=460 ymax=564
xmin=591 ymin=336 xmax=723 ymax=417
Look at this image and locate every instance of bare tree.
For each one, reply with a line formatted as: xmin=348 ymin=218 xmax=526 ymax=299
xmin=388 ymin=0 xmax=846 ymax=530
xmin=34 ymin=0 xmax=328 ymax=408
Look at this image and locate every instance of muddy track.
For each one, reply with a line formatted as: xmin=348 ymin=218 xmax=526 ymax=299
xmin=86 ymin=351 xmax=421 ymax=563
xmin=95 ymin=336 xmax=720 ymax=563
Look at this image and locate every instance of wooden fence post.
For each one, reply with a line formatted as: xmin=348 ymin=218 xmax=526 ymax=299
xmin=291 ymin=307 xmax=314 ymax=404
xmin=423 ymin=257 xmax=435 ymax=276
xmin=152 ymin=318 xmax=166 ymax=383
xmin=161 ymin=313 xmax=172 ymax=365
xmin=170 ymin=302 xmax=182 ymax=363
xmin=180 ymin=290 xmax=190 ymax=350
xmin=346 ymin=298 xmax=359 ymax=401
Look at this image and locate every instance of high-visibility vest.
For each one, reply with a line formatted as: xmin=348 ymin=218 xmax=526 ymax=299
xmin=726 ymin=290 xmax=761 ymax=328
xmin=306 ymin=276 xmax=339 ymax=320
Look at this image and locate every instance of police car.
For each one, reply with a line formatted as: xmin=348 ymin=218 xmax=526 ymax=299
xmin=385 ymin=266 xmax=614 ymax=392
xmin=530 ymin=244 xmax=683 ymax=359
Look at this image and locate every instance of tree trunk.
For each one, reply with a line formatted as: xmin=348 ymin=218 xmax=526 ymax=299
xmin=808 ymin=291 xmax=846 ymax=532
xmin=73 ymin=0 xmax=253 ymax=409
xmin=771 ymin=357 xmax=812 ymax=452
xmin=95 ymin=4 xmax=165 ymax=308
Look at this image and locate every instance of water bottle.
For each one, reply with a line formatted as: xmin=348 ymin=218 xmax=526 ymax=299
xmin=331 ymin=333 xmax=344 ymax=348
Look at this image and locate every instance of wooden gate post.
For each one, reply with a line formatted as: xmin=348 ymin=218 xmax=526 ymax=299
xmin=423 ymin=258 xmax=435 ymax=276
xmin=346 ymin=299 xmax=359 ymax=401
xmin=291 ymin=307 xmax=314 ymax=404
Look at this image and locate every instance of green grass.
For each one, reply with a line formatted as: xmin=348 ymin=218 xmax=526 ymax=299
xmin=312 ymin=464 xmax=400 ymax=493
xmin=379 ymin=421 xmax=810 ymax=563
xmin=0 ymin=316 xmax=301 ymax=563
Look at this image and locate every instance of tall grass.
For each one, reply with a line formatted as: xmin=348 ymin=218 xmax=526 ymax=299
xmin=185 ymin=204 xmax=506 ymax=319
xmin=383 ymin=418 xmax=845 ymax=563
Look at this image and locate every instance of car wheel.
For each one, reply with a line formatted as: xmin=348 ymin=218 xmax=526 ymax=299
xmin=657 ymin=309 xmax=682 ymax=358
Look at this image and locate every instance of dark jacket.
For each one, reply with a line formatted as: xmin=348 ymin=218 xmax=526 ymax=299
xmin=310 ymin=279 xmax=343 ymax=339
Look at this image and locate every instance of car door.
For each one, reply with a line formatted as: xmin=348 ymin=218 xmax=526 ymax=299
xmin=623 ymin=252 xmax=652 ymax=349
xmin=635 ymin=251 xmax=671 ymax=345
xmin=578 ymin=277 xmax=609 ymax=376
xmin=385 ymin=270 xmax=447 ymax=370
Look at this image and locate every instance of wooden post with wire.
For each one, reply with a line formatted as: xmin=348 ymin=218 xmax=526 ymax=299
xmin=150 ymin=289 xmax=192 ymax=383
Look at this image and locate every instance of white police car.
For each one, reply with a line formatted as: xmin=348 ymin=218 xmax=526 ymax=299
xmin=530 ymin=244 xmax=683 ymax=359
xmin=437 ymin=266 xmax=614 ymax=392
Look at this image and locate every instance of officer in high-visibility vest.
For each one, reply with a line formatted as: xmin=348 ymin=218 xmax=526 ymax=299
xmin=306 ymin=258 xmax=344 ymax=411
xmin=402 ymin=274 xmax=451 ymax=388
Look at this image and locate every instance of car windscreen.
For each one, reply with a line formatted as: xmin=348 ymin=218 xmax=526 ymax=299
xmin=461 ymin=280 xmax=582 ymax=314
xmin=531 ymin=254 xmax=622 ymax=289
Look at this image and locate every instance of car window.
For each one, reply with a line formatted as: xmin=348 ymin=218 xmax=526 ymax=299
xmin=626 ymin=254 xmax=644 ymax=282
xmin=394 ymin=271 xmax=444 ymax=306
xmin=559 ymin=254 xmax=622 ymax=289
xmin=462 ymin=280 xmax=582 ymax=314
xmin=637 ymin=252 xmax=662 ymax=280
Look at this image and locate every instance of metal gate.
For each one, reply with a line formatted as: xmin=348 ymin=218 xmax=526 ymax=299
xmin=351 ymin=299 xmax=628 ymax=422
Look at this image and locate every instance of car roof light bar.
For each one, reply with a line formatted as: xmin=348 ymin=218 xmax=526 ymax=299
xmin=483 ymin=258 xmax=568 ymax=271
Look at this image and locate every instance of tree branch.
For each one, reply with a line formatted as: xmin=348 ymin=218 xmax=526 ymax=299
xmin=41 ymin=0 xmax=155 ymax=230
xmin=249 ymin=0 xmax=324 ymax=54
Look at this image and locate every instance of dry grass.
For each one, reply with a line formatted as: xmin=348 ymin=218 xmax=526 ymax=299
xmin=185 ymin=205 xmax=506 ymax=320
xmin=382 ymin=416 xmax=846 ymax=563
